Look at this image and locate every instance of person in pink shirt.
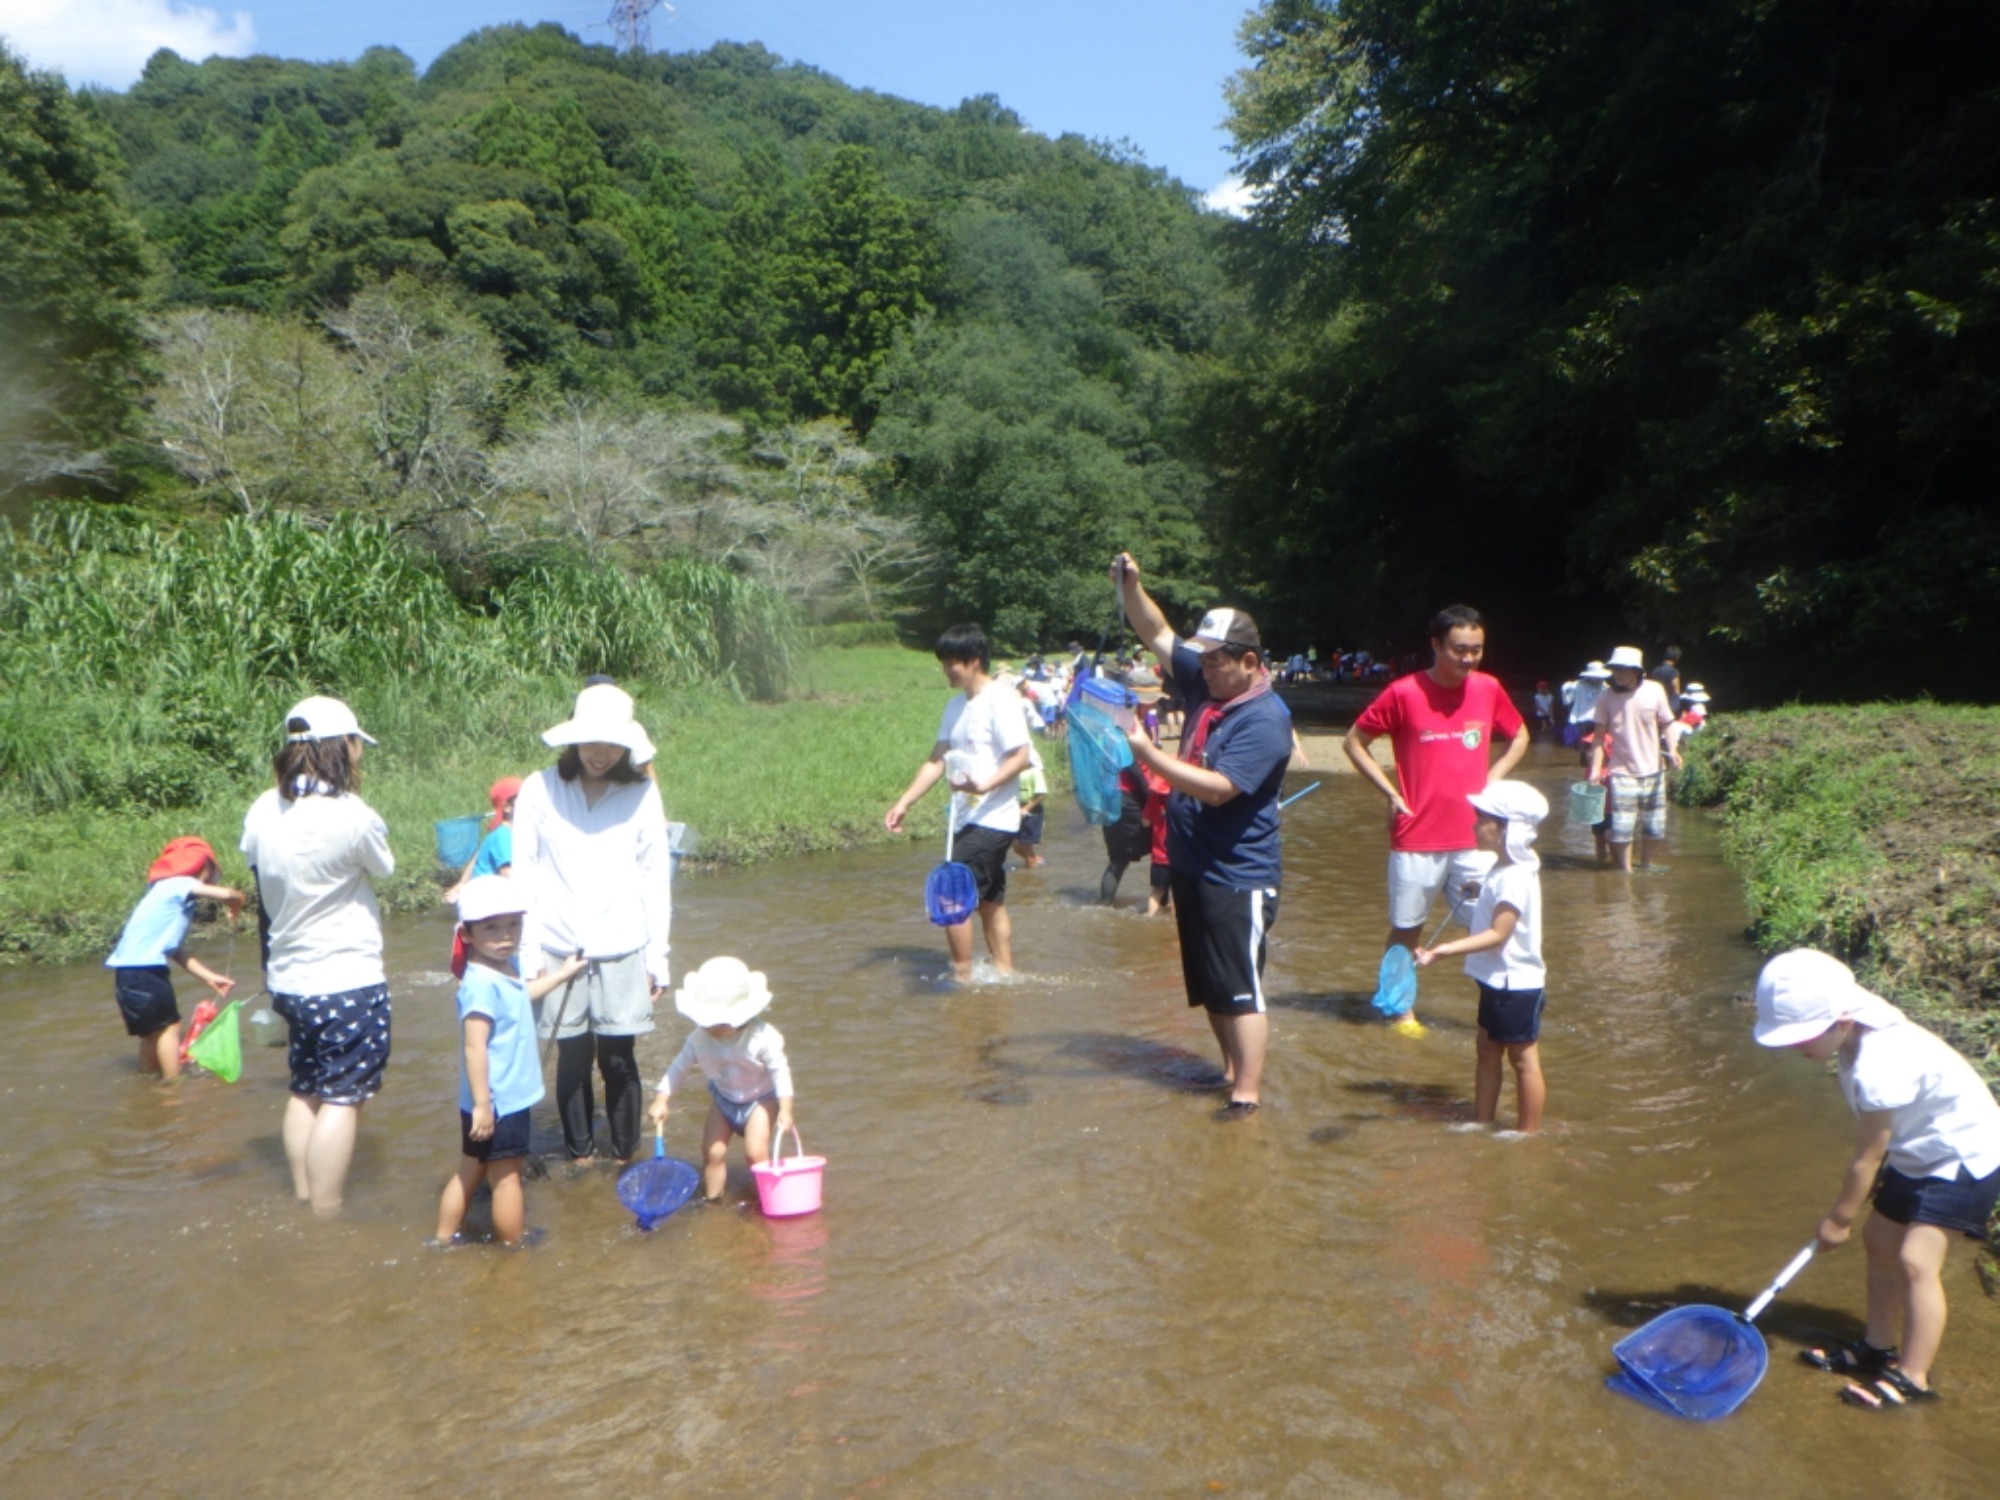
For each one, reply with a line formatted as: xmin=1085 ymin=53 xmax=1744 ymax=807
xmin=1342 ymin=606 xmax=1530 ymax=1009
xmin=1588 ymin=645 xmax=1680 ymax=872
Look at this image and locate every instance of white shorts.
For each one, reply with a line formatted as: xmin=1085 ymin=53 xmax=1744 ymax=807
xmin=1388 ymin=849 xmax=1495 ymax=931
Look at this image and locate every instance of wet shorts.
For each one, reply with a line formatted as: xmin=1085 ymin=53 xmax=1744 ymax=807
xmin=1102 ymin=787 xmax=1151 ymax=866
xmin=461 ymin=1106 xmax=533 ymax=1161
xmin=1016 ymin=807 xmax=1045 ymax=846
xmin=954 ymin=824 xmax=1013 ymax=906
xmin=1475 ymin=982 xmax=1546 ymax=1045
xmin=1149 ymin=862 xmax=1172 ymax=897
xmin=1874 ymin=1163 xmax=2000 ymax=1239
xmin=1389 ymin=849 xmax=1493 ymax=931
xmin=1607 ymin=771 xmax=1667 ymax=844
xmin=113 ymin=966 xmax=180 ymax=1037
xmin=1169 ymin=871 xmax=1277 ymax=1016
xmin=707 ymin=1082 xmax=779 ymax=1132
xmin=273 ymin=982 xmax=392 ymax=1105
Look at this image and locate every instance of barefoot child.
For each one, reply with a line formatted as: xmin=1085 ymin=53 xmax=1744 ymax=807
xmin=105 ymin=837 xmax=244 ymax=1081
xmin=1754 ymin=949 xmax=2000 ymax=1409
xmin=647 ymin=956 xmax=795 ymax=1203
xmin=1416 ymin=781 xmax=1548 ymax=1133
xmin=433 ymin=876 xmax=585 ymax=1247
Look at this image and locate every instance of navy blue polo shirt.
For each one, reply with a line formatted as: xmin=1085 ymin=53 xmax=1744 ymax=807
xmin=1165 ymin=642 xmax=1292 ymax=888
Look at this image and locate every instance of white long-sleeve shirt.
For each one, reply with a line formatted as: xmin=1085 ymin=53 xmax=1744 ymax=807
xmin=657 ymin=1021 xmax=793 ymax=1104
xmin=240 ymin=787 xmax=396 ymax=995
xmin=513 ymin=766 xmax=672 ymax=985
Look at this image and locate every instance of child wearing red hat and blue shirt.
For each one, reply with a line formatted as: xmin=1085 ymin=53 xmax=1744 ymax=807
xmin=104 ymin=837 xmax=245 ymax=1080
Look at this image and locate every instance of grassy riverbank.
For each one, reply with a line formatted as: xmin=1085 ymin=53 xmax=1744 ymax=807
xmin=1 ymin=645 xmax=981 ymax=966
xmin=1677 ymin=705 xmax=2000 ymax=1078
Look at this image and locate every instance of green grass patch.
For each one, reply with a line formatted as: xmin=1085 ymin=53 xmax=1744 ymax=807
xmin=1677 ymin=704 xmax=2000 ymax=1078
xmin=0 ymin=645 xmax=995 ymax=965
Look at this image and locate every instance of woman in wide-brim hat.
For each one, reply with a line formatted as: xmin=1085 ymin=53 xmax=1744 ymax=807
xmin=512 ymin=683 xmax=673 ymax=1164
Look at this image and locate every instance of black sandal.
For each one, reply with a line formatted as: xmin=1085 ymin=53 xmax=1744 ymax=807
xmin=1839 ymin=1368 xmax=1939 ymax=1410
xmin=1799 ymin=1339 xmax=1896 ymax=1376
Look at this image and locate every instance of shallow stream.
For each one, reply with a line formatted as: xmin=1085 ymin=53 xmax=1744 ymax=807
xmin=3 ymin=740 xmax=1995 ymax=1496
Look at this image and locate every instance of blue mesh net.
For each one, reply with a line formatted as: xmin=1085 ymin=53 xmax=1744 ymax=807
xmin=925 ymin=859 xmax=979 ymax=927
xmin=1372 ymin=944 xmax=1417 ymax=1017
xmin=1067 ymin=701 xmax=1133 ymax=826
xmin=1608 ymin=1305 xmax=1770 ymax=1421
xmin=617 ymin=1153 xmax=700 ymax=1231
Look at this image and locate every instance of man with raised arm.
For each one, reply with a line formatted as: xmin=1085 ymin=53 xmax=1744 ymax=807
xmin=1342 ymin=606 xmax=1530 ymax=1031
xmin=1114 ymin=553 xmax=1294 ymax=1118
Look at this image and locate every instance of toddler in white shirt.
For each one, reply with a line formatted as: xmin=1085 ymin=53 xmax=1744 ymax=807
xmin=647 ymin=956 xmax=796 ymax=1202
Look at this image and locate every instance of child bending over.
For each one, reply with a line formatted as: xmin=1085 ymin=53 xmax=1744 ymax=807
xmin=1755 ymin=949 xmax=2000 ymax=1410
xmin=434 ymin=876 xmax=585 ymax=1247
xmin=648 ymin=956 xmax=795 ymax=1203
xmin=105 ymin=837 xmax=244 ymax=1081
xmin=1417 ymin=781 xmax=1549 ymax=1133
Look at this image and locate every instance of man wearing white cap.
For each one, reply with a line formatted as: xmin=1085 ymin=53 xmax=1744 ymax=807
xmin=1588 ymin=646 xmax=1678 ymax=872
xmin=1343 ymin=605 xmax=1529 ymax=1021
xmin=1114 ymin=553 xmax=1293 ymax=1118
xmin=1754 ymin=950 xmax=2000 ymax=1408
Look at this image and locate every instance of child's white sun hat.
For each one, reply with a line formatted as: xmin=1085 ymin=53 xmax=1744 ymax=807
xmin=1467 ymin=779 xmax=1548 ymax=825
xmin=457 ymin=874 xmax=528 ymax=925
xmin=541 ymin=683 xmax=657 ymax=765
xmin=1753 ymin=950 xmax=1903 ymax=1047
xmin=675 ymin=956 xmax=773 ymax=1029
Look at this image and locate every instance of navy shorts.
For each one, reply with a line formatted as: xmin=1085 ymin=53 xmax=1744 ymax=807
xmin=113 ymin=966 xmax=180 ymax=1037
xmin=273 ymin=983 xmax=392 ymax=1105
xmin=1149 ymin=861 xmax=1172 ymax=896
xmin=954 ymin=824 xmax=1013 ymax=906
xmin=1874 ymin=1163 xmax=2000 ymax=1239
xmin=707 ymin=1081 xmax=778 ymax=1132
xmin=1169 ymin=870 xmax=1277 ymax=1016
xmin=1102 ymin=788 xmax=1150 ymax=865
xmin=1016 ymin=807 xmax=1045 ymax=845
xmin=1476 ymin=982 xmax=1546 ymax=1045
xmin=460 ymin=1106 xmax=533 ymax=1162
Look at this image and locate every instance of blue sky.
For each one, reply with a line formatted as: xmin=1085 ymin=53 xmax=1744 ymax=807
xmin=4 ymin=0 xmax=1257 ymax=203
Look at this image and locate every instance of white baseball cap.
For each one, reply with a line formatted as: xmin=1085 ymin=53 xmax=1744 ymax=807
xmin=283 ymin=695 xmax=377 ymax=744
xmin=456 ymin=874 xmax=527 ymax=925
xmin=1189 ymin=608 xmax=1262 ymax=653
xmin=1753 ymin=950 xmax=1902 ymax=1047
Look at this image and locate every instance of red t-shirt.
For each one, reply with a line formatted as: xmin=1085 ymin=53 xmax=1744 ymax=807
xmin=1353 ymin=671 xmax=1524 ymax=852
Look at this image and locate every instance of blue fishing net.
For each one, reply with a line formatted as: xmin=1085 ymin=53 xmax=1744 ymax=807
xmin=1372 ymin=945 xmax=1417 ymax=1017
xmin=1067 ymin=700 xmax=1132 ymax=826
xmin=925 ymin=859 xmax=978 ymax=927
xmin=1608 ymin=1305 xmax=1770 ymax=1421
xmin=616 ymin=1153 xmax=700 ymax=1231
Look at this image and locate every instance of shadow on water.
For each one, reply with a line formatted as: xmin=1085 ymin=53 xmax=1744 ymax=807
xmin=964 ymin=1031 xmax=1228 ymax=1106
xmin=1270 ymin=989 xmax=1473 ymax=1033
xmin=1343 ymin=1078 xmax=1471 ymax=1122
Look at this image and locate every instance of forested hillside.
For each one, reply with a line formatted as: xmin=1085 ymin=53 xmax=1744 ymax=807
xmin=4 ymin=26 xmax=1228 ymax=642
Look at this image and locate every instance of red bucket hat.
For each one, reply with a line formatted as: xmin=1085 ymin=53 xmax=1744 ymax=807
xmin=147 ymin=836 xmax=217 ymax=883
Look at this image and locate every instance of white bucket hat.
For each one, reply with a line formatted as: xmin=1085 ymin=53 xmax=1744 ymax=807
xmin=675 ymin=956 xmax=773 ymax=1029
xmin=1683 ymin=682 xmax=1711 ymax=704
xmin=542 ymin=683 xmax=656 ymax=765
xmin=456 ymin=873 xmax=527 ymax=925
xmin=1753 ymin=950 xmax=1903 ymax=1047
xmin=284 ymin=695 xmax=377 ymax=744
xmin=1578 ymin=660 xmax=1612 ymax=680
xmin=1607 ymin=645 xmax=1646 ymax=671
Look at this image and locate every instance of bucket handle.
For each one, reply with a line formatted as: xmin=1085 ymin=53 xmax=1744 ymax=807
xmin=770 ymin=1124 xmax=805 ymax=1172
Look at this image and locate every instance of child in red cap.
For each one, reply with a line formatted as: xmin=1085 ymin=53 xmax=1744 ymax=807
xmin=104 ymin=837 xmax=245 ymax=1080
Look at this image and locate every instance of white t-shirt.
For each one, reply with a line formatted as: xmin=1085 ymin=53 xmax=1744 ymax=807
xmin=937 ymin=681 xmax=1032 ymax=834
xmin=1842 ymin=1021 xmax=2000 ymax=1180
xmin=657 ymin=1019 xmax=794 ymax=1105
xmin=1462 ymin=860 xmax=1544 ymax=990
xmin=240 ymin=787 xmax=394 ymax=995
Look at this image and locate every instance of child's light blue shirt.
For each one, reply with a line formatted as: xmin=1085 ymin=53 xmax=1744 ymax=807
xmin=456 ymin=963 xmax=546 ymax=1117
xmin=105 ymin=877 xmax=199 ymax=969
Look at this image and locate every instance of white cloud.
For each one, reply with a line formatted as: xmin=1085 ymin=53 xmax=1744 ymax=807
xmin=1203 ymin=175 xmax=1261 ymax=219
xmin=2 ymin=0 xmax=255 ymax=89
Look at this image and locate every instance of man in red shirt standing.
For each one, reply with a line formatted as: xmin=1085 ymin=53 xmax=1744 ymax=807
xmin=1343 ymin=606 xmax=1530 ymax=1026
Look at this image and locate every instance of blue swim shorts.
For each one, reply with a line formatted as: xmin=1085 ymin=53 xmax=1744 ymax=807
xmin=706 ymin=1081 xmax=778 ymax=1133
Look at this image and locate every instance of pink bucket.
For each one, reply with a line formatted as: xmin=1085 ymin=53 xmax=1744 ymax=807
xmin=751 ymin=1127 xmax=825 ymax=1217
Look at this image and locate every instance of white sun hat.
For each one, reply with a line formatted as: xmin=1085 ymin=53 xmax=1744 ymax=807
xmin=1607 ymin=645 xmax=1646 ymax=671
xmin=456 ymin=874 xmax=528 ymax=925
xmin=1683 ymin=682 xmax=1711 ymax=704
xmin=1579 ymin=660 xmax=1612 ymax=680
xmin=1753 ymin=950 xmax=1903 ymax=1047
xmin=283 ymin=695 xmax=377 ymax=744
xmin=1467 ymin=779 xmax=1549 ymax=869
xmin=541 ymin=683 xmax=657 ymax=765
xmin=675 ymin=956 xmax=773 ymax=1029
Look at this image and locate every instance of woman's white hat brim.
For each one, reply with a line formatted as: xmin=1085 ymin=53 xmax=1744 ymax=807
xmin=541 ymin=684 xmax=657 ymax=765
xmin=674 ymin=956 xmax=772 ymax=1028
xmin=1579 ymin=661 xmax=1612 ymax=680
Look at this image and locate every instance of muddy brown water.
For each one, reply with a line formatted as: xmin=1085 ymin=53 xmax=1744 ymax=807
xmin=3 ymin=741 xmax=1996 ymax=1497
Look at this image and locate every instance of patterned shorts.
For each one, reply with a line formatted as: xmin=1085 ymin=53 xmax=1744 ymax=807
xmin=273 ymin=983 xmax=392 ymax=1105
xmin=1607 ymin=772 xmax=1667 ymax=843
